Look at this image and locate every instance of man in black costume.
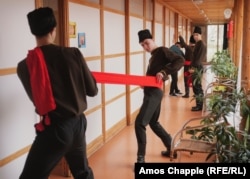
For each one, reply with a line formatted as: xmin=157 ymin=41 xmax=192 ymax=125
xmin=179 ymin=35 xmax=196 ymax=98
xmin=190 ymin=26 xmax=207 ymax=111
xmin=135 ymin=29 xmax=184 ymax=163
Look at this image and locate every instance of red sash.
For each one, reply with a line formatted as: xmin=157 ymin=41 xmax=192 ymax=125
xmin=92 ymin=71 xmax=163 ymax=88
xmin=26 ymin=47 xmax=56 ymax=132
xmin=184 ymin=60 xmax=191 ymax=66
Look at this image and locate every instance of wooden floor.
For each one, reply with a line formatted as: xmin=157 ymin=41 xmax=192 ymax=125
xmin=50 ymin=77 xmax=212 ymax=179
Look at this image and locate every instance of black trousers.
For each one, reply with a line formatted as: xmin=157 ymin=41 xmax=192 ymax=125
xmin=183 ymin=65 xmax=191 ymax=95
xmin=19 ymin=114 xmax=94 ymax=179
xmin=169 ymin=72 xmax=180 ymax=94
xmin=191 ymin=67 xmax=204 ymax=107
xmin=135 ymin=88 xmax=172 ymax=156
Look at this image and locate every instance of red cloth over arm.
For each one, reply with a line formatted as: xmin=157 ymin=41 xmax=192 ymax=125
xmin=26 ymin=47 xmax=56 ymax=115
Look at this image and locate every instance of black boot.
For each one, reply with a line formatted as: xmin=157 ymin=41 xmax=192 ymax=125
xmin=182 ymin=94 xmax=189 ymax=98
xmin=161 ymin=150 xmax=177 ymax=158
xmin=191 ymin=105 xmax=203 ymax=111
xmin=182 ymin=87 xmax=189 ymax=98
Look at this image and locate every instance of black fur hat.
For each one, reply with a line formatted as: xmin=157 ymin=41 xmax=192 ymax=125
xmin=193 ymin=26 xmax=202 ymax=34
xmin=27 ymin=7 xmax=57 ymax=36
xmin=138 ymin=29 xmax=153 ymax=43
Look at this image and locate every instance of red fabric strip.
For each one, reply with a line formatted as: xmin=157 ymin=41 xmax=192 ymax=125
xmin=26 ymin=47 xmax=56 ymax=115
xmin=184 ymin=60 xmax=191 ymax=65
xmin=184 ymin=71 xmax=191 ymax=77
xmin=92 ymin=71 xmax=163 ymax=88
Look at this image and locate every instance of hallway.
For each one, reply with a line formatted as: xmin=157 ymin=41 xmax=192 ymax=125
xmin=50 ymin=77 xmax=212 ymax=179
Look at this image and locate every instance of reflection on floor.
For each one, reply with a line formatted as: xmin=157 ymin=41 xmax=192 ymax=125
xmin=50 ymin=77 xmax=212 ymax=179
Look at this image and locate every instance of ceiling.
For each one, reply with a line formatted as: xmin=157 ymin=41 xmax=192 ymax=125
xmin=160 ymin=0 xmax=235 ymax=25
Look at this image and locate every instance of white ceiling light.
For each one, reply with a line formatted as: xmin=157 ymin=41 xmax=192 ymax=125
xmin=224 ymin=8 xmax=232 ymax=19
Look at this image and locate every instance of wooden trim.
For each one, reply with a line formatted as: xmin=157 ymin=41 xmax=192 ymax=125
xmin=185 ymin=19 xmax=188 ymax=42
xmin=162 ymin=7 xmax=166 ymax=46
xmin=174 ymin=12 xmax=178 ymax=42
xmin=125 ymin=0 xmax=131 ymax=125
xmin=233 ymin=0 xmax=243 ymax=69
xmin=0 ymin=145 xmax=31 ymax=167
xmin=152 ymin=0 xmax=156 ymax=37
xmin=87 ymin=135 xmax=104 ymax=157
xmin=84 ymin=104 xmax=102 ymax=116
xmin=59 ymin=0 xmax=69 ymax=46
xmin=0 ymin=68 xmax=16 ymax=76
xmin=105 ymin=118 xmax=127 ymax=142
xmin=99 ymin=0 xmax=106 ymax=167
xmin=128 ymin=108 xmax=139 ymax=125
xmin=129 ymin=13 xmax=143 ymax=19
xmin=69 ymin=0 xmax=101 ymax=8
xmin=157 ymin=0 xmax=192 ymax=22
xmin=130 ymin=51 xmax=143 ymax=55
xmin=105 ymin=93 xmax=126 ymax=106
xmin=85 ymin=55 xmax=101 ymax=61
xmin=103 ymin=53 xmax=126 ymax=59
xmin=103 ymin=7 xmax=125 ymax=16
xmin=35 ymin=0 xmax=43 ymax=8
xmin=242 ymin=0 xmax=250 ymax=89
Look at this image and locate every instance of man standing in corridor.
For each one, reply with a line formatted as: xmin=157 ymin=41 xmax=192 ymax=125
xmin=190 ymin=26 xmax=207 ymax=111
xmin=135 ymin=29 xmax=184 ymax=163
xmin=17 ymin=7 xmax=97 ymax=179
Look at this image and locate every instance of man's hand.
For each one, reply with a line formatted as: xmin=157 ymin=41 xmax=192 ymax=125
xmin=156 ymin=72 xmax=163 ymax=83
xmin=189 ymin=68 xmax=195 ymax=73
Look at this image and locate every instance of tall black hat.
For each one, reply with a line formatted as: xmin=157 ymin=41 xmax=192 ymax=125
xmin=27 ymin=7 xmax=57 ymax=36
xmin=138 ymin=29 xmax=153 ymax=43
xmin=193 ymin=26 xmax=202 ymax=34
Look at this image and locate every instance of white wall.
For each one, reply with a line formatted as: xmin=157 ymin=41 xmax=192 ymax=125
xmin=0 ymin=0 xmax=36 ymax=178
xmin=69 ymin=1 xmax=127 ymax=139
xmin=69 ymin=2 xmax=104 ymax=145
xmin=129 ymin=16 xmax=144 ymax=113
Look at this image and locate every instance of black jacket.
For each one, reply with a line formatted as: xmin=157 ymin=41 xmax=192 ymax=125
xmin=146 ymin=46 xmax=184 ymax=80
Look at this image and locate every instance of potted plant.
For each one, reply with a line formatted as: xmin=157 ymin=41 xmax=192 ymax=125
xmin=186 ymin=50 xmax=250 ymax=163
xmin=209 ymin=50 xmax=237 ymax=80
